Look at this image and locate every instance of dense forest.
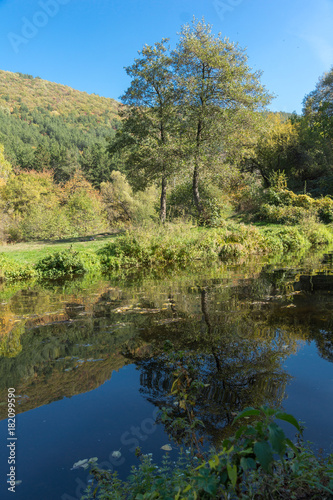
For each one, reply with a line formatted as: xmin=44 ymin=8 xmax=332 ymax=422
xmin=0 ymin=19 xmax=333 ymax=244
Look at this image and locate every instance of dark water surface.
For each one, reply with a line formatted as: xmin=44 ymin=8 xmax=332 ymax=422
xmin=1 ymin=250 xmax=333 ymax=499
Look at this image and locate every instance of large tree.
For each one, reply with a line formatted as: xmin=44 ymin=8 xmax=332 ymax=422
xmin=111 ymin=39 xmax=179 ymax=223
xmin=173 ymin=19 xmax=272 ymax=217
xmin=303 ymin=67 xmax=333 ymax=127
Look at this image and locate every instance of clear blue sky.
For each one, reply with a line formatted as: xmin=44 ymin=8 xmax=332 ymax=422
xmin=0 ymin=0 xmax=332 ymax=114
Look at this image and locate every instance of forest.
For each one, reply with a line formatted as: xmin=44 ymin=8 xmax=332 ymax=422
xmin=0 ymin=19 xmax=333 ymax=269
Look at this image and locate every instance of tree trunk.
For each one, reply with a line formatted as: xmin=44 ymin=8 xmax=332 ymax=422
xmin=160 ymin=175 xmax=167 ymax=223
xmin=192 ymin=162 xmax=203 ymax=217
xmin=200 ymin=289 xmax=221 ymax=372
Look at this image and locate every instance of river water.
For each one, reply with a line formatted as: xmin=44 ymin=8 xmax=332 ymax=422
xmin=0 ymin=249 xmax=333 ymax=499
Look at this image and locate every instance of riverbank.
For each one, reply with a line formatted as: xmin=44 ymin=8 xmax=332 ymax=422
xmin=1 ymin=221 xmax=333 ymax=282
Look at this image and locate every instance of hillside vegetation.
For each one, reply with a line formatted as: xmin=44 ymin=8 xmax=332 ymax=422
xmin=0 ymin=70 xmax=121 ymax=177
xmin=0 ymin=69 xmax=119 ymax=118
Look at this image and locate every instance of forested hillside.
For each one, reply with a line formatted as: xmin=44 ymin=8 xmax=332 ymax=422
xmin=0 ymin=70 xmax=121 ymax=180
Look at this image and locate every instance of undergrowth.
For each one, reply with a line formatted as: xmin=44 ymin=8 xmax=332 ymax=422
xmin=1 ymin=222 xmax=333 ymax=281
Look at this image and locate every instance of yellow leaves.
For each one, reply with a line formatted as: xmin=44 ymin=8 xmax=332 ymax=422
xmin=208 ymin=455 xmax=220 ymax=469
xmin=160 ymin=444 xmax=172 ymax=451
xmin=0 ymin=143 xmax=12 ymax=181
xmin=179 ymin=400 xmax=187 ymax=410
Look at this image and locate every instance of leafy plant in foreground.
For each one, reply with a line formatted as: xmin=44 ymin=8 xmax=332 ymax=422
xmin=79 ymin=346 xmax=333 ymax=499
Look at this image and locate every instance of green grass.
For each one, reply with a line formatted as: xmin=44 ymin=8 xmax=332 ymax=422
xmin=0 ymin=234 xmax=118 ymax=266
xmin=1 ymin=222 xmax=333 ymax=282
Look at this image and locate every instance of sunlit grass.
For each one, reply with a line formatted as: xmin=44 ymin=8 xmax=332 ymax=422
xmin=0 ymin=234 xmax=118 ymax=265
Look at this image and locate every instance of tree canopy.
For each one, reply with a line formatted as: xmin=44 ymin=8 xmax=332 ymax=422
xmin=109 ymin=19 xmax=272 ymax=222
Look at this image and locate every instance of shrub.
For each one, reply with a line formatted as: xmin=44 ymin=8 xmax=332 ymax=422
xmin=15 ymin=205 xmax=72 ymax=241
xmin=35 ymin=248 xmax=101 ymax=279
xmin=1 ymin=170 xmax=58 ymax=214
xmin=98 ymin=233 xmax=152 ymax=270
xmin=62 ymin=174 xmax=109 ymax=236
xmin=258 ymin=204 xmax=312 ymax=224
xmin=168 ymin=181 xmax=232 ymax=225
xmin=101 ymin=172 xmax=158 ymax=227
xmin=218 ymin=242 xmax=244 ymax=259
xmin=315 ymin=196 xmax=333 ymax=223
xmin=300 ymin=220 xmax=333 ymax=246
xmin=0 ymin=253 xmax=36 ymax=281
xmin=261 ymin=226 xmax=309 ymax=252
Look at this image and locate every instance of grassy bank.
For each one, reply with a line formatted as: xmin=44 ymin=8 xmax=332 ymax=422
xmin=1 ymin=222 xmax=333 ymax=282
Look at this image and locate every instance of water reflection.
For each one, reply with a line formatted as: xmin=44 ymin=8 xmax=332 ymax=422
xmin=0 ymin=250 xmax=332 ymax=447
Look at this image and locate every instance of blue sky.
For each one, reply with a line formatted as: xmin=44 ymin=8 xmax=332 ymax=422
xmin=0 ymin=0 xmax=332 ymax=113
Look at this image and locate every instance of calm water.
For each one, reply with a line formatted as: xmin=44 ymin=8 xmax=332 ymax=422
xmin=1 ymin=250 xmax=333 ymax=499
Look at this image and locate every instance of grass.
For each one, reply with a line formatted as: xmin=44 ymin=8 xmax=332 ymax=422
xmin=1 ymin=222 xmax=333 ymax=282
xmin=0 ymin=233 xmax=118 ymax=266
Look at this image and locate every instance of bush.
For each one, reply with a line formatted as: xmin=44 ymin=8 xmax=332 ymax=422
xmin=261 ymin=226 xmax=309 ymax=252
xmin=97 ymin=233 xmax=152 ymax=269
xmin=35 ymin=248 xmax=101 ymax=279
xmin=100 ymin=172 xmax=158 ymax=227
xmin=61 ymin=173 xmax=109 ymax=236
xmin=14 ymin=205 xmax=72 ymax=241
xmin=258 ymin=204 xmax=312 ymax=224
xmin=0 ymin=171 xmax=111 ymax=242
xmin=0 ymin=253 xmax=36 ymax=281
xmin=315 ymin=196 xmax=333 ymax=223
xmin=168 ymin=181 xmax=232 ymax=225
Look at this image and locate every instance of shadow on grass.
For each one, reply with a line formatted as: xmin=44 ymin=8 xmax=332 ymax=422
xmin=36 ymin=231 xmax=123 ymax=245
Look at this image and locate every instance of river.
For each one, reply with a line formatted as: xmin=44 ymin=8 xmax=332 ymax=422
xmin=0 ymin=248 xmax=333 ymax=499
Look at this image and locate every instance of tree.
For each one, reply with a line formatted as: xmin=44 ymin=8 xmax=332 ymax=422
xmin=80 ymin=142 xmax=112 ymax=187
xmin=51 ymin=146 xmax=80 ymax=183
xmin=173 ymin=19 xmax=272 ymax=217
xmin=110 ymin=39 xmax=179 ymax=223
xmin=0 ymin=143 xmax=12 ymax=182
xmin=244 ymin=113 xmax=304 ymax=186
xmin=32 ymin=143 xmax=51 ymax=172
xmin=303 ymin=67 xmax=333 ymax=130
xmin=301 ymin=68 xmax=333 ymax=183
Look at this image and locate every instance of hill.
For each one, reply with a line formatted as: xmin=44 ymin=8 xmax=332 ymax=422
xmin=0 ymin=70 xmax=121 ymax=179
xmin=0 ymin=70 xmax=120 ymax=117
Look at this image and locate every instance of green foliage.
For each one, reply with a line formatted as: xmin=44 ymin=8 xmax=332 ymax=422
xmin=0 ymin=69 xmax=120 ymax=183
xmin=253 ymin=184 xmax=333 ymax=226
xmin=0 ymin=253 xmax=37 ymax=281
xmin=315 ymin=196 xmax=333 ymax=223
xmin=61 ymin=175 xmax=109 ymax=237
xmin=100 ymin=172 xmax=158 ymax=227
xmin=258 ymin=204 xmax=311 ymax=224
xmin=0 ymin=171 xmax=109 ymax=242
xmin=98 ymin=221 xmax=333 ymax=273
xmin=174 ymin=19 xmax=272 ymax=216
xmin=80 ymin=143 xmax=112 ymax=187
xmin=82 ymin=405 xmax=333 ymax=499
xmin=111 ymin=39 xmax=179 ymax=222
xmin=167 ymin=181 xmax=233 ymax=225
xmin=35 ymin=248 xmax=101 ymax=279
xmin=0 ymin=142 xmax=12 ymax=180
xmin=261 ymin=226 xmax=309 ymax=253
